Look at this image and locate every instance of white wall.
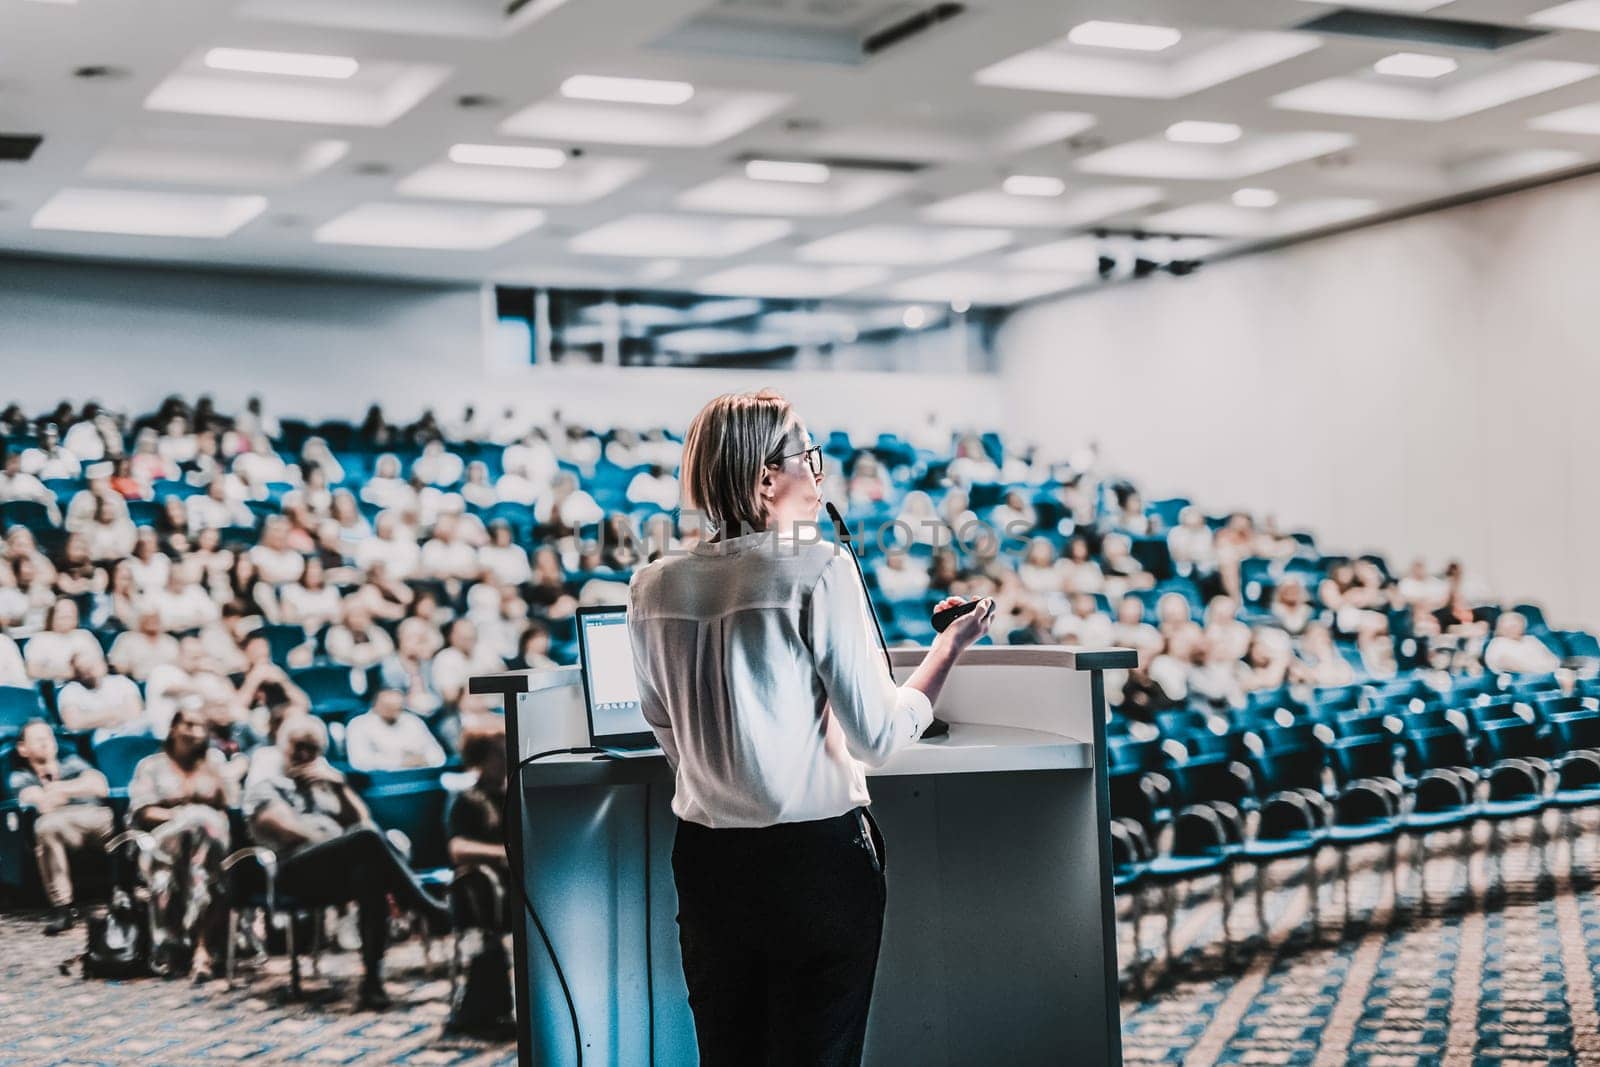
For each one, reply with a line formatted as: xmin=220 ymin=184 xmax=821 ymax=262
xmin=998 ymin=170 xmax=1600 ymax=628
xmin=0 ymin=257 xmax=1002 ymax=439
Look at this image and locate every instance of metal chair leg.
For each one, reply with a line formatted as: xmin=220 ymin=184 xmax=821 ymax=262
xmin=1129 ymin=886 xmax=1145 ymax=993
xmin=1219 ymin=866 xmax=1235 ymax=963
xmin=1307 ymin=848 xmax=1321 ymax=941
xmin=1416 ymin=833 xmax=1428 ymax=913
xmin=1340 ymin=847 xmax=1351 ymax=930
xmin=224 ymin=908 xmax=239 ymax=989
xmin=1163 ymin=881 xmax=1177 ymax=974
xmin=286 ymin=911 xmax=301 ymax=999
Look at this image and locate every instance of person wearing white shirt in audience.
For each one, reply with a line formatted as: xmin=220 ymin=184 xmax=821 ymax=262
xmin=144 ymin=637 xmax=239 ymax=739
xmin=65 ymin=465 xmax=129 ymax=534
xmin=946 ymin=434 xmax=1000 ymax=487
xmin=151 ymin=562 xmax=221 ymax=634
xmin=197 ymin=601 xmax=256 ymax=676
xmin=25 ymin=599 xmax=105 ymax=682
xmin=874 ymin=549 xmax=930 ymax=602
xmin=326 ymin=596 xmax=395 ymax=670
xmin=502 ymin=430 xmax=558 ymax=489
xmin=460 ymin=462 xmax=498 ymax=510
xmin=534 ymin=473 xmax=603 ymax=532
xmin=419 ymin=513 xmax=478 ymax=582
xmin=156 ymin=415 xmax=197 ymax=467
xmin=1111 ymin=597 xmax=1162 ymax=650
xmin=360 ymin=454 xmax=415 ymax=514
xmin=1053 ymin=594 xmax=1115 ymax=646
xmin=233 ymin=435 xmax=288 ymax=494
xmin=62 ymin=413 xmax=108 ymax=464
xmin=83 ymin=495 xmax=138 ymax=563
xmin=345 ymin=688 xmax=446 ymax=772
xmin=126 ymin=529 xmax=172 ymax=596
xmin=248 ymin=517 xmax=306 ymax=587
xmin=412 ymin=440 xmax=464 ymax=488
xmin=0 ymin=448 xmax=59 ymax=519
xmin=379 ymin=618 xmax=445 ymax=717
xmin=1167 ymin=507 xmax=1218 ymax=578
xmin=354 ymin=512 xmax=420 ymax=581
xmin=56 ymin=651 xmax=148 ymax=744
xmin=626 ymin=464 xmax=680 ymax=511
xmin=20 ymin=425 xmax=82 ymax=481
xmin=186 ymin=477 xmax=251 ymax=533
xmin=488 ymin=406 xmax=526 ymax=446
xmin=1398 ymin=558 xmax=1449 ymax=613
xmin=278 ymin=557 xmax=342 ymax=637
xmin=477 ymin=520 xmax=532 ymax=587
xmin=0 ymin=632 xmax=27 ymax=687
xmin=1485 ymin=612 xmax=1561 ymax=675
xmin=430 ymin=618 xmax=502 ymax=710
xmin=109 ymin=610 xmax=181 ymax=682
xmin=989 ymin=489 xmax=1038 ymax=538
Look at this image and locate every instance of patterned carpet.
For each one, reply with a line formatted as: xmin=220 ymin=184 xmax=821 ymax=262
xmin=0 ymin=915 xmax=515 ymax=1066
xmin=6 ymin=811 xmax=1600 ymax=1064
xmin=1119 ymin=807 xmax=1600 ymax=1065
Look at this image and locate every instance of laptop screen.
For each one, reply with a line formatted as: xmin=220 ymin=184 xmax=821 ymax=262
xmin=575 ymin=605 xmax=655 ymax=748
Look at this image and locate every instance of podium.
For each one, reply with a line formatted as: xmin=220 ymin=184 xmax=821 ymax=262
xmin=471 ymin=644 xmax=1134 ymax=1067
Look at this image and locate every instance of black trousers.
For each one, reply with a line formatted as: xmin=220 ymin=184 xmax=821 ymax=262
xmin=672 ymin=808 xmax=887 ymax=1067
xmin=275 ymin=827 xmax=437 ymax=975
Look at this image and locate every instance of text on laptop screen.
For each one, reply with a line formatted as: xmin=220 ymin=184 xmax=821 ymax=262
xmin=578 ymin=610 xmax=649 ymax=741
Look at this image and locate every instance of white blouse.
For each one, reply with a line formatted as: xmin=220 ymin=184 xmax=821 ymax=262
xmin=628 ymin=529 xmax=933 ymax=830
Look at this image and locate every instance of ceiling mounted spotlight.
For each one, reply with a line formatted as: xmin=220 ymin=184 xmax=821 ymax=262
xmin=1165 ymin=259 xmax=1199 ymax=277
xmin=1132 ymin=258 xmax=1158 ymax=278
xmin=455 ymin=93 xmax=504 ymax=110
xmin=1096 ymin=255 xmax=1117 ymax=280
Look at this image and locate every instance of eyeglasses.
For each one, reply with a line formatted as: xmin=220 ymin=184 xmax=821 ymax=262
xmin=770 ymin=444 xmax=824 ymax=477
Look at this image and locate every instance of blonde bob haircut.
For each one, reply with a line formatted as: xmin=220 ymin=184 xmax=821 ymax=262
xmin=681 ymin=389 xmax=798 ymax=537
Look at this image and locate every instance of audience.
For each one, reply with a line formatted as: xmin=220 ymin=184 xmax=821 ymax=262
xmin=8 ymin=720 xmax=112 ymax=935
xmin=345 ymin=688 xmax=446 ymax=772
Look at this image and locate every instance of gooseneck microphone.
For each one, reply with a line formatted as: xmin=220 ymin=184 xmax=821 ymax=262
xmin=824 ymin=502 xmax=949 ymax=740
xmin=825 ymin=501 xmax=894 ymax=678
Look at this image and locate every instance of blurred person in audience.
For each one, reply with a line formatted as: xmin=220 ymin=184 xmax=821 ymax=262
xmin=432 ymin=618 xmax=503 ymax=711
xmin=420 ymin=512 xmax=479 ymax=585
xmin=946 ymin=434 xmax=999 ymax=486
xmin=502 ymin=428 xmax=558 ymax=491
xmin=95 ymin=558 xmax=143 ymax=634
xmin=989 ymin=488 xmax=1037 ymax=536
xmin=1105 ymin=484 xmax=1151 ymax=537
xmin=1434 ymin=585 xmax=1488 ymax=645
xmin=381 ymin=617 xmax=446 ymax=718
xmin=329 ymin=490 xmax=372 ymax=551
xmin=346 ymin=688 xmax=446 ymax=772
xmin=358 ymin=404 xmax=395 ymax=449
xmin=287 ymin=463 xmax=334 ymax=520
xmin=109 ymin=457 xmax=146 ymax=500
xmin=0 ymin=630 xmax=26 ymax=686
xmin=414 ymin=439 xmax=465 ymax=487
xmin=1003 ymin=602 xmax=1054 ymax=646
xmin=157 ymin=414 xmax=197 ymax=466
xmin=1058 ymin=536 xmax=1105 ymax=596
xmin=1237 ymin=629 xmax=1293 ymax=692
xmin=326 ymin=596 xmax=394 ymax=670
xmin=62 ymin=406 xmax=108 ymax=463
xmin=1167 ymin=508 xmax=1217 ymax=582
xmin=937 ymin=487 xmax=978 ymax=547
xmin=7 ymin=525 xmax=57 ymax=582
xmin=127 ymin=527 xmax=171 ymax=595
xmin=110 ymin=608 xmax=180 ymax=681
xmin=1190 ymin=634 xmax=1247 ymax=709
xmin=1320 ymin=561 xmax=1386 ymax=640
xmin=1053 ymin=594 xmax=1114 ymax=647
xmin=627 ymin=464 xmax=680 ymax=511
xmin=244 ymin=714 xmax=449 ymax=1011
xmin=198 ymin=600 xmax=257 ymax=675
xmin=53 ymin=532 xmax=106 ymax=598
xmin=875 ymin=548 xmax=931 ymax=602
xmin=181 ymin=428 xmax=224 ymax=487
xmin=527 ymin=546 xmax=578 ymax=618
xmin=467 ymin=583 xmax=526 ymax=663
xmin=25 ymin=597 xmax=104 ymax=682
xmin=1212 ymin=513 xmax=1257 ymax=599
xmin=1251 ymin=515 xmax=1300 ymax=560
xmin=556 ymin=424 xmax=602 ymax=473
xmin=145 ymin=636 xmax=238 ymax=739
xmin=56 ymin=649 xmax=147 ymax=743
xmin=9 ymin=555 xmax=55 ymax=633
xmin=1485 ymin=611 xmax=1561 ymax=675
xmin=1290 ymin=622 xmax=1356 ymax=688
xmin=9 ymin=720 xmax=112 ymax=935
xmin=361 ymin=454 xmax=415 ymax=513
xmin=1270 ymin=576 xmax=1313 ymax=636
xmin=895 ymin=490 xmax=948 ymax=548
xmin=1399 ymin=558 xmax=1448 ymax=612
xmin=1116 ymin=641 xmax=1180 ymax=723
xmin=279 ymin=556 xmax=341 ymax=637
xmin=154 ymin=561 xmax=222 ymax=634
xmin=508 ymin=621 xmax=558 ymax=671
xmin=460 ymin=462 xmax=498 ymax=510
xmin=1100 ymin=533 xmax=1154 ymax=597
xmin=351 ymin=561 xmax=414 ymax=624
xmin=446 ymin=721 xmax=509 ymax=893
xmin=127 ymin=704 xmax=234 ymax=979
xmin=1148 ymin=625 xmax=1201 ymax=705
xmin=129 ymin=428 xmax=175 ymax=484
xmin=599 ymin=515 xmax=640 ymax=572
xmin=1112 ymin=597 xmax=1161 ymax=650
xmin=0 ymin=445 xmax=59 ymax=518
xmin=83 ymin=495 xmax=137 ymax=562
xmin=186 ymin=477 xmax=250 ymax=533
xmin=535 ymin=472 xmax=603 ymax=536
xmin=19 ymin=424 xmax=81 ymax=481
xmin=846 ymin=454 xmax=890 ymax=507
xmin=234 ymin=395 xmax=279 ymax=442
xmin=355 ymin=511 xmax=420 ymax=582
xmin=248 ymin=516 xmax=306 ymax=587
xmin=236 ymin=630 xmax=310 ymax=728
xmin=928 ymin=549 xmax=961 ymax=595
xmin=156 ymin=496 xmax=192 ymax=555
xmin=298 ymin=437 xmax=344 ymax=486
xmin=233 ymin=434 xmax=289 ymax=494
xmin=1203 ymin=595 xmax=1252 ymax=661
xmin=478 ymin=520 xmax=532 ymax=587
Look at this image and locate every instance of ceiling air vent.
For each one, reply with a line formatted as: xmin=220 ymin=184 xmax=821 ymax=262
xmin=0 ymin=135 xmax=42 ymax=162
xmin=655 ymin=1 xmax=967 ymax=66
xmin=1296 ymin=9 xmax=1548 ymax=51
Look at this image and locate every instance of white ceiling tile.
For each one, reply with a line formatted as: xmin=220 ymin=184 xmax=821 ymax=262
xmin=797 ymin=225 xmax=1012 ymax=266
xmin=315 ymin=203 xmax=543 ymax=249
xmin=33 ymin=188 xmax=268 ymax=238
xmin=397 ymin=156 xmax=646 ymax=205
xmin=922 ymin=184 xmax=1164 ymax=227
xmin=569 ymin=213 xmax=792 ymax=257
xmin=695 ymin=264 xmax=889 ymax=298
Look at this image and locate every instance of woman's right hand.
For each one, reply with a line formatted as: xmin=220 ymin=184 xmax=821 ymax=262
xmin=932 ymin=595 xmax=995 ymax=654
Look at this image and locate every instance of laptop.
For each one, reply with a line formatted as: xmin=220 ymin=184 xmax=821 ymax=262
xmin=574 ymin=604 xmax=662 ymax=758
